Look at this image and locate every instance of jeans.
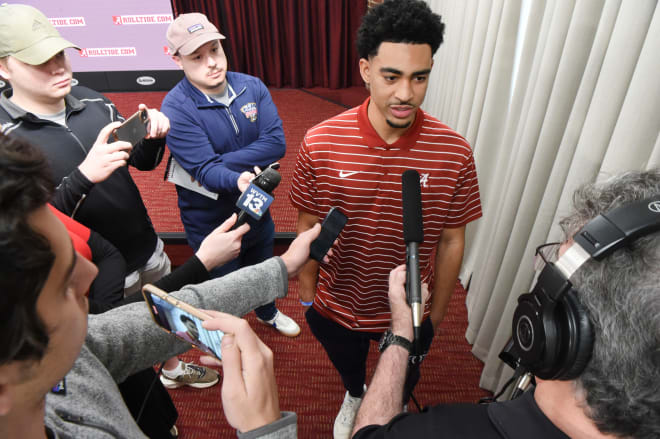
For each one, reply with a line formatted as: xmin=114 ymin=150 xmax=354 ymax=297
xmin=305 ymin=306 xmax=435 ymax=403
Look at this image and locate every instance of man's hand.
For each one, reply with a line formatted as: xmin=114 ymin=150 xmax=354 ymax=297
xmin=196 ymin=213 xmax=250 ymax=271
xmin=78 ymin=122 xmax=132 ymax=183
xmin=237 ymin=171 xmax=255 ymax=192
xmin=139 ymin=103 xmax=170 ymax=139
xmin=280 ymin=223 xmax=332 ymax=278
xmin=200 ymin=311 xmax=280 ymax=433
xmin=388 ymin=265 xmax=429 ymax=337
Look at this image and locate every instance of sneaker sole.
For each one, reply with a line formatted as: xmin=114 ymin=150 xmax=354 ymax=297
xmin=160 ymin=377 xmax=219 ymax=389
xmin=256 ymin=318 xmax=301 ymax=337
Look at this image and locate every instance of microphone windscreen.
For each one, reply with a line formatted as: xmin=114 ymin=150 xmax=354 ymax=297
xmin=254 ymin=168 xmax=282 ymax=193
xmin=402 ymin=170 xmax=424 ymax=243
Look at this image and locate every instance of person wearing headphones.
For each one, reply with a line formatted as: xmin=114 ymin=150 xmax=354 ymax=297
xmin=352 ymin=169 xmax=660 ymax=439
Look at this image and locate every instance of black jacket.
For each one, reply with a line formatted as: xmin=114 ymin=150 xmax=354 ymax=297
xmin=0 ymin=86 xmax=165 ymax=272
xmin=353 ymin=390 xmax=569 ymax=439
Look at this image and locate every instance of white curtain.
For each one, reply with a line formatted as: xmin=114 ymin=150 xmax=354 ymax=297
xmin=423 ymin=0 xmax=660 ymax=391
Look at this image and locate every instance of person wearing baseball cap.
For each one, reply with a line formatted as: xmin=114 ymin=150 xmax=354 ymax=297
xmin=0 ymin=4 xmax=200 ymax=438
xmin=161 ymin=13 xmax=301 ymax=349
xmin=0 ymin=3 xmax=79 ymax=65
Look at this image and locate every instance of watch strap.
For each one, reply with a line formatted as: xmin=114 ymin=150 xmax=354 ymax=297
xmin=379 ymin=329 xmax=413 ymax=353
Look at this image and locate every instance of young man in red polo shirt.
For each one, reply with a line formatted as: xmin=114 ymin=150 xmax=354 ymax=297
xmin=289 ymin=1 xmax=482 ymax=437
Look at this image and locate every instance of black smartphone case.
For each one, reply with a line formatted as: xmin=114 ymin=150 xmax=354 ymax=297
xmin=112 ymin=109 xmax=148 ymax=146
xmin=310 ymin=207 xmax=348 ymax=262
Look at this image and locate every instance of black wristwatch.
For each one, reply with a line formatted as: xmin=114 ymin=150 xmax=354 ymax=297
xmin=378 ymin=329 xmax=413 ymax=354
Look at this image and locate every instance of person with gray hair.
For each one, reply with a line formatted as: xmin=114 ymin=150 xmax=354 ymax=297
xmin=350 ymin=169 xmax=660 ymax=439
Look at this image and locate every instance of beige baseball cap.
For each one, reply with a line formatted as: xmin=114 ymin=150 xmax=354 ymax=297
xmin=166 ymin=12 xmax=225 ymax=56
xmin=0 ymin=3 xmax=79 ymax=65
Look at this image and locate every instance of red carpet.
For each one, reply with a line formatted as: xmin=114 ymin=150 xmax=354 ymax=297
xmin=169 ymin=280 xmax=489 ymax=438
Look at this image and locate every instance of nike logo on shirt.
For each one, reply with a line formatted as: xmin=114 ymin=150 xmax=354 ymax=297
xmin=339 ymin=171 xmax=359 ymax=178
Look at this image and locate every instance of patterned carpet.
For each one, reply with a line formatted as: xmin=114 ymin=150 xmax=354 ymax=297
xmin=168 ymin=280 xmax=489 ymax=438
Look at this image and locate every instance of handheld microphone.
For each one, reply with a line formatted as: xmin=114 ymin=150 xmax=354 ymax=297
xmin=402 ymin=170 xmax=424 ymax=352
xmin=232 ymin=166 xmax=281 ymax=230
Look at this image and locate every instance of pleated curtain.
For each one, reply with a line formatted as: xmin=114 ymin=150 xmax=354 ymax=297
xmin=423 ymin=0 xmax=660 ymax=391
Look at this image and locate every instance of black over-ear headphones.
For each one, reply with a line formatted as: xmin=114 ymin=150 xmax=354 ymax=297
xmin=511 ymin=196 xmax=660 ymax=380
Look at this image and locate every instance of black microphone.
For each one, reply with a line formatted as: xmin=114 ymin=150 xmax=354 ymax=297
xmin=232 ymin=166 xmax=281 ymax=230
xmin=402 ymin=170 xmax=424 ymax=352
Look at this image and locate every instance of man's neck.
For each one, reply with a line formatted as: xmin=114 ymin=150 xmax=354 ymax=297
xmin=10 ymin=91 xmax=66 ymax=116
xmin=535 ymin=380 xmax=614 ymax=439
xmin=366 ymin=99 xmax=414 ymax=145
xmin=0 ymin=396 xmax=47 ymax=439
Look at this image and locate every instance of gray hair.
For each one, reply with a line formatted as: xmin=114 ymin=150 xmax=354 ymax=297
xmin=559 ymin=169 xmax=660 ymax=439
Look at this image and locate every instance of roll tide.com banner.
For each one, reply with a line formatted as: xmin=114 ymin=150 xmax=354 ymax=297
xmin=10 ymin=0 xmax=175 ymax=72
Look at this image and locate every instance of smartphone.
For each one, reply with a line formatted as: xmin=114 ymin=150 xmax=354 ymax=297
xmin=142 ymin=284 xmax=223 ymax=360
xmin=112 ymin=109 xmax=149 ymax=146
xmin=310 ymin=207 xmax=348 ymax=262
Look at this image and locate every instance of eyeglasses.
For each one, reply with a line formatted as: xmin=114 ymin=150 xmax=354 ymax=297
xmin=533 ymin=242 xmax=562 ymax=272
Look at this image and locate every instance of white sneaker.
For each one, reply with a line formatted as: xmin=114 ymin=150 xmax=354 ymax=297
xmin=333 ymin=386 xmax=366 ymax=439
xmin=159 ymin=361 xmax=219 ymax=389
xmin=256 ymin=310 xmax=301 ymax=337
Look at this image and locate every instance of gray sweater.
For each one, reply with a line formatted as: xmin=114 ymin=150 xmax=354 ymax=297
xmin=44 ymin=257 xmax=297 ymax=438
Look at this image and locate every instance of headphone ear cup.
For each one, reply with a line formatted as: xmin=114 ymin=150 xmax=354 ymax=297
xmin=554 ymin=289 xmax=594 ymax=380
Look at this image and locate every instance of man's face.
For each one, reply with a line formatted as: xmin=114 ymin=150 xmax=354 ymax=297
xmin=359 ymin=42 xmax=433 ymax=135
xmin=0 ymin=51 xmax=72 ymax=106
xmin=183 ymin=318 xmax=199 ymax=340
xmin=173 ymin=39 xmax=228 ymax=95
xmin=12 ymin=206 xmax=97 ymax=403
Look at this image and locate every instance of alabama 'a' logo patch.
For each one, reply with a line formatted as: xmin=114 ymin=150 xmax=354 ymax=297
xmin=241 ymin=103 xmax=258 ymax=122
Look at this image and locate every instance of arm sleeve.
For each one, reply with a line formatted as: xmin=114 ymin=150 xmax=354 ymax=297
xmin=87 ymin=230 xmax=126 ymax=311
xmin=237 ymin=411 xmax=297 ymax=439
xmin=129 ymin=137 xmax=166 ymax=171
xmin=163 ymin=101 xmax=243 ymax=193
xmin=288 ymin=136 xmax=320 ymax=217
xmin=219 ymin=81 xmax=286 ymax=170
xmin=112 ymin=255 xmax=210 ymax=307
xmin=50 ymin=168 xmax=95 ymax=217
xmin=86 ymin=257 xmax=288 ymax=383
xmin=445 ymin=151 xmax=482 ymax=228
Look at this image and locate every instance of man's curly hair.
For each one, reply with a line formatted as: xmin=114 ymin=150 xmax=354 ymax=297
xmin=356 ymin=0 xmax=445 ymax=59
xmin=0 ymin=133 xmax=55 ymax=365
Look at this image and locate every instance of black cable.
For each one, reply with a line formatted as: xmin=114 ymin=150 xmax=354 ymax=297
xmin=478 ymin=374 xmax=518 ymax=404
xmin=135 ymin=362 xmax=166 ymax=425
xmin=409 ymin=392 xmax=423 ymax=412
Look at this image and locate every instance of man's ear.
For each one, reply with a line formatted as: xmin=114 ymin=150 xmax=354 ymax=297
xmin=171 ymin=55 xmax=183 ymax=69
xmin=358 ymin=58 xmax=371 ymax=86
xmin=0 ymin=58 xmax=11 ymax=81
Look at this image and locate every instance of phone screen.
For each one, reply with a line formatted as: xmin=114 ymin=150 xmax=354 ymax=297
xmin=148 ymin=293 xmax=223 ymax=360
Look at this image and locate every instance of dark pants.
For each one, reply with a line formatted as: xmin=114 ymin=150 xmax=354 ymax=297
xmin=205 ymin=218 xmax=277 ymax=321
xmin=305 ymin=306 xmax=435 ymax=403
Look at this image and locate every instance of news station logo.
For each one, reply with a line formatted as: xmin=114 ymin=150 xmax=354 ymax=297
xmin=112 ymin=14 xmax=173 ymax=25
xmin=49 ymin=17 xmax=86 ymax=27
xmin=79 ymin=47 xmax=137 ymax=57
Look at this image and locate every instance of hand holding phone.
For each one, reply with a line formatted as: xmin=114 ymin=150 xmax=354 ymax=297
xmin=112 ymin=109 xmax=149 ymax=146
xmin=309 ymin=207 xmax=348 ymax=262
xmin=142 ymin=284 xmax=224 ymax=360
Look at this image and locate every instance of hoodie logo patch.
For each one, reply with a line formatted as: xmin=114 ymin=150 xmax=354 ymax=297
xmin=241 ymin=102 xmax=258 ymax=122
